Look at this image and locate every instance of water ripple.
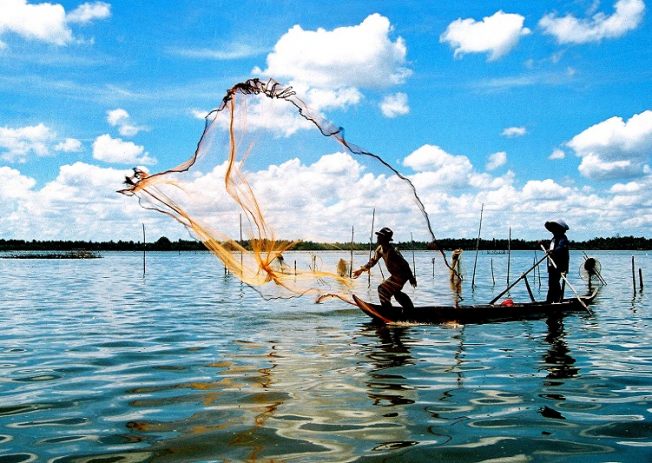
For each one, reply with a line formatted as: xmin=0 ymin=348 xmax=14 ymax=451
xmin=1 ymin=251 xmax=651 ymax=461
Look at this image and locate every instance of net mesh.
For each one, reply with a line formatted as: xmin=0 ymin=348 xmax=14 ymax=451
xmin=119 ymin=78 xmax=448 ymax=302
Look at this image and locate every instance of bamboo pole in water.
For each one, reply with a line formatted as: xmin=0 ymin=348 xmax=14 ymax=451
xmin=239 ymin=213 xmax=243 ymax=278
xmin=142 ymin=223 xmax=146 ymax=277
xmin=471 ymin=203 xmax=484 ymax=288
xmin=506 ymin=227 xmax=512 ymax=285
xmin=349 ymin=226 xmax=354 ymax=277
xmin=411 ymin=232 xmax=416 ymax=278
xmin=640 ymin=268 xmax=644 ymax=291
xmin=632 ymin=256 xmax=637 ymax=292
xmin=368 ymin=208 xmax=375 ymax=287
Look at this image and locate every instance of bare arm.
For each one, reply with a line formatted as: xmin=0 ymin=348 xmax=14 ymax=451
xmin=352 ymin=245 xmax=381 ymax=278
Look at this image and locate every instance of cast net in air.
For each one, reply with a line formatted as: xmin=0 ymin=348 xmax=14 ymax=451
xmin=119 ymin=78 xmax=446 ymax=302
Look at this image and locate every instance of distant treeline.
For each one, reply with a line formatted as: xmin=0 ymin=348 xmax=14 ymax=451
xmin=2 ymin=235 xmax=652 ymax=251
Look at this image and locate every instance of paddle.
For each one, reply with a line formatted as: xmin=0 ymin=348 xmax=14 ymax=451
xmin=540 ymin=244 xmax=591 ymax=313
xmin=489 ymin=253 xmax=549 ymax=305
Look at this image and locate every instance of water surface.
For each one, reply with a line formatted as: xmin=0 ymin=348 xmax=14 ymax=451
xmin=1 ymin=250 xmax=651 ymax=462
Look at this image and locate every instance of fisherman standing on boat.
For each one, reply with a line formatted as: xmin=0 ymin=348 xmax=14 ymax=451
xmin=352 ymin=227 xmax=417 ymax=310
xmin=544 ymin=219 xmax=570 ymax=303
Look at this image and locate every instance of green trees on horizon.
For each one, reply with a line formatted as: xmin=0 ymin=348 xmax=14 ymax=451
xmin=2 ymin=235 xmax=652 ymax=251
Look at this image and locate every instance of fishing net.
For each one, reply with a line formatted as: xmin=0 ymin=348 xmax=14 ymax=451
xmin=119 ymin=78 xmax=446 ymax=302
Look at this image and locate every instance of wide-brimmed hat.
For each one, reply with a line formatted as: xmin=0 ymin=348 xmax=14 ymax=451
xmin=545 ymin=219 xmax=569 ymax=233
xmin=375 ymin=227 xmax=394 ymax=241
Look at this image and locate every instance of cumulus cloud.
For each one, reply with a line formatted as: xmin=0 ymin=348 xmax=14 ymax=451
xmin=255 ymin=13 xmax=411 ymax=111
xmin=0 ymin=123 xmax=56 ymax=162
xmin=66 ymin=2 xmax=111 ymax=24
xmin=539 ymin=0 xmax=645 ymax=44
xmin=440 ymin=11 xmax=531 ymax=61
xmin=567 ymin=110 xmax=652 ymax=180
xmin=107 ymin=108 xmax=143 ymax=137
xmin=501 ymin=126 xmax=527 ymax=137
xmin=0 ymin=165 xmax=36 ymax=199
xmin=0 ymin=0 xmax=110 ymax=47
xmin=207 ymin=92 xmax=314 ymax=137
xmin=92 ymin=134 xmax=156 ymax=165
xmin=0 ymin=124 xmax=86 ymax=162
xmin=486 ymin=151 xmax=507 ymax=170
xmin=380 ymin=92 xmax=409 ymax=118
xmin=0 ymin=162 xmax=171 ymax=241
xmin=403 ymin=144 xmax=474 ymax=188
xmin=55 ymin=138 xmax=83 ymax=153
xmin=2 ymin=146 xmax=652 ymax=241
xmin=549 ymin=148 xmax=566 ymax=160
xmin=521 ymin=178 xmax=572 ymax=200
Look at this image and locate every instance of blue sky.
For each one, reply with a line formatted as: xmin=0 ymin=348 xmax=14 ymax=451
xmin=1 ymin=0 xmax=651 ymax=243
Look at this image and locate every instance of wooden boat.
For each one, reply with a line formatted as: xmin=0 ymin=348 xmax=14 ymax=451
xmin=352 ymin=292 xmax=597 ymax=325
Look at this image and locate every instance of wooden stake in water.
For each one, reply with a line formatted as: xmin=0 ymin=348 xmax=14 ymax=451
xmin=632 ymin=256 xmax=637 ymax=292
xmin=640 ymin=268 xmax=644 ymax=291
xmin=368 ymin=208 xmax=375 ymax=287
xmin=239 ymin=213 xmax=243 ymax=277
xmin=349 ymin=225 xmax=354 ymax=277
xmin=471 ymin=203 xmax=484 ymax=288
xmin=411 ymin=232 xmax=416 ymax=278
xmin=506 ymin=227 xmax=512 ymax=285
xmin=142 ymin=223 xmax=146 ymax=277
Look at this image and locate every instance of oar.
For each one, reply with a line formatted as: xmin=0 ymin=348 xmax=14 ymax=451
xmin=540 ymin=245 xmax=591 ymax=313
xmin=489 ymin=253 xmax=548 ymax=304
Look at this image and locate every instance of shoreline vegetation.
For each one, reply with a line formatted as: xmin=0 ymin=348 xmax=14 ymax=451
xmin=1 ymin=235 xmax=652 ymax=254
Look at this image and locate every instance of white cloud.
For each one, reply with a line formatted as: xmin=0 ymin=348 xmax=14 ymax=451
xmin=0 ymin=0 xmax=110 ymax=47
xmin=255 ymin=13 xmax=411 ymax=110
xmin=3 ymin=148 xmax=652 ymax=241
xmin=55 ymin=138 xmax=83 ymax=152
xmin=610 ymin=180 xmax=643 ymax=194
xmin=440 ymin=11 xmax=531 ymax=61
xmin=92 ymin=134 xmax=156 ymax=165
xmin=206 ymin=92 xmax=313 ymax=137
xmin=167 ymin=43 xmax=260 ymax=60
xmin=0 ymin=0 xmax=70 ymax=46
xmin=549 ymin=148 xmax=566 ymax=160
xmin=567 ymin=110 xmax=652 ymax=180
xmin=380 ymin=92 xmax=409 ymax=118
xmin=66 ymin=2 xmax=111 ymax=25
xmin=191 ymin=108 xmax=209 ymax=120
xmin=486 ymin=151 xmax=507 ymax=170
xmin=539 ymin=0 xmax=645 ymax=44
xmin=403 ymin=144 xmax=474 ymax=188
xmin=521 ymin=179 xmax=572 ymax=200
xmin=0 ymin=161 xmax=172 ymax=240
xmin=0 ymin=165 xmax=36 ymax=199
xmin=0 ymin=123 xmax=56 ymax=162
xmin=501 ymin=126 xmax=527 ymax=137
xmin=107 ymin=108 xmax=143 ymax=137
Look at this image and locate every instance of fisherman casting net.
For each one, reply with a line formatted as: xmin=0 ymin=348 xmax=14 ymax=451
xmin=120 ymin=78 xmax=448 ymax=302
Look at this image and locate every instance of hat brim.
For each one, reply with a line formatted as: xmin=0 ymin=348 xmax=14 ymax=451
xmin=374 ymin=232 xmax=392 ymax=240
xmin=545 ymin=221 xmax=565 ymax=233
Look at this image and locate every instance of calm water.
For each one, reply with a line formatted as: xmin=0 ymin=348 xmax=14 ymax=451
xmin=1 ymin=250 xmax=651 ymax=462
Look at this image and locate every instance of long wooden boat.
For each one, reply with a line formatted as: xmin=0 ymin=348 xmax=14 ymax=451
xmin=352 ymin=292 xmax=597 ymax=325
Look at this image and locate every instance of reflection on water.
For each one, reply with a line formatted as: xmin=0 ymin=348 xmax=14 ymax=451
xmin=1 ymin=250 xmax=652 ymax=462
